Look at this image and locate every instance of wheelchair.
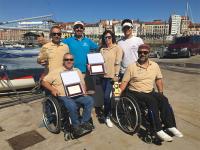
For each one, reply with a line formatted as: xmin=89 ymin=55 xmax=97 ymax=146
xmin=114 ymin=91 xmax=159 ymax=143
xmin=42 ymin=94 xmax=94 ymax=141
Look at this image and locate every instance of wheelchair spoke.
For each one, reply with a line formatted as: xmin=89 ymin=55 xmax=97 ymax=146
xmin=42 ymin=97 xmax=61 ymax=134
xmin=116 ymin=96 xmax=141 ymax=134
xmin=122 ymin=99 xmax=136 ymax=129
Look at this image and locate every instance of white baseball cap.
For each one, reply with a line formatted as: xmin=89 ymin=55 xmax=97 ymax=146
xmin=74 ymin=21 xmax=84 ymax=27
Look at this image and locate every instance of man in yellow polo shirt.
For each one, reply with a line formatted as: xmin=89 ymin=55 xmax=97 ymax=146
xmin=120 ymin=44 xmax=183 ymax=142
xmin=37 ymin=25 xmax=69 ymax=75
xmin=42 ymin=53 xmax=94 ymax=136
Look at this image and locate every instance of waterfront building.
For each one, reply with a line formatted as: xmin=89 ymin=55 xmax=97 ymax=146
xmin=169 ymin=14 xmax=182 ymax=35
xmin=139 ymin=20 xmax=169 ymax=39
xmin=113 ymin=22 xmax=123 ymax=37
xmin=84 ymin=23 xmax=100 ymax=35
xmin=180 ymin=16 xmax=190 ymax=35
xmin=0 ymin=29 xmax=26 ymax=42
xmin=84 ymin=23 xmax=104 ymax=42
xmin=58 ymin=22 xmax=74 ymax=38
xmin=188 ymin=23 xmax=200 ymax=35
xmin=133 ymin=20 xmax=140 ymax=37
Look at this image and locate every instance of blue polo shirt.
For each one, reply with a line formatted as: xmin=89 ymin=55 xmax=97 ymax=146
xmin=63 ymin=36 xmax=98 ymax=73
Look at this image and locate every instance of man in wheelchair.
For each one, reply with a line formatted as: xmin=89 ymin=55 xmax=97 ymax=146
xmin=119 ymin=44 xmax=183 ymax=142
xmin=42 ymin=53 xmax=94 ymax=137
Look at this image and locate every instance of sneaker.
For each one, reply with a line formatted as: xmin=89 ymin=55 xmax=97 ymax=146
xmin=168 ymin=127 xmax=183 ymax=138
xmin=156 ymin=130 xmax=173 ymax=142
xmin=80 ymin=122 xmax=93 ymax=131
xmin=72 ymin=126 xmax=84 ymax=137
xmin=105 ymin=118 xmax=113 ymax=128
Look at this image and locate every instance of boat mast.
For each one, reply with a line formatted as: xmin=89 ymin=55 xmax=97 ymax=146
xmin=185 ymin=0 xmax=189 ymax=35
xmin=185 ymin=0 xmax=195 ymax=35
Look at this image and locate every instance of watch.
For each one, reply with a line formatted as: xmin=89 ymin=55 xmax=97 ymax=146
xmin=115 ymin=74 xmax=119 ymax=77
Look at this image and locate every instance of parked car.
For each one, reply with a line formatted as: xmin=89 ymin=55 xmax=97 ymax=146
xmin=154 ymin=46 xmax=168 ymax=59
xmin=167 ymin=35 xmax=200 ymax=58
xmin=149 ymin=50 xmax=157 ymax=58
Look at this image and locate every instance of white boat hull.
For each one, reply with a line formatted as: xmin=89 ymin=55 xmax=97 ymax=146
xmin=0 ymin=77 xmax=35 ymax=92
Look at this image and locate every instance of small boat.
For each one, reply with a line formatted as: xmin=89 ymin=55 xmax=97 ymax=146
xmin=13 ymin=44 xmax=25 ymax=49
xmin=0 ymin=67 xmax=44 ymax=92
xmin=4 ymin=45 xmax=13 ymax=49
xmin=0 ymin=76 xmax=36 ymax=92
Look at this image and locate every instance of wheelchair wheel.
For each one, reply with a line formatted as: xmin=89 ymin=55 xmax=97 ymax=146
xmin=116 ymin=95 xmax=141 ymax=134
xmin=110 ymin=97 xmax=119 ymax=124
xmin=42 ymin=96 xmax=61 ymax=134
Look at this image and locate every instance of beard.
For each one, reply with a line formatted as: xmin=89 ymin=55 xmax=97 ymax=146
xmin=138 ymin=55 xmax=148 ymax=64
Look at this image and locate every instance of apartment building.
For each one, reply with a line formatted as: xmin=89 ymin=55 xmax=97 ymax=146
xmin=139 ymin=20 xmax=169 ymax=39
xmin=188 ymin=23 xmax=200 ymax=35
xmin=169 ymin=14 xmax=182 ymax=35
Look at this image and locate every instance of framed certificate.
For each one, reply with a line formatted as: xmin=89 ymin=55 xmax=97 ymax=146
xmin=87 ymin=53 xmax=105 ymax=75
xmin=90 ymin=64 xmax=105 ymax=75
xmin=60 ymin=71 xmax=84 ymax=97
xmin=65 ymin=83 xmax=83 ymax=97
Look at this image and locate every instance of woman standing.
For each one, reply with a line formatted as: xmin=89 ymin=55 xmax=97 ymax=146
xmin=100 ymin=30 xmax=123 ymax=127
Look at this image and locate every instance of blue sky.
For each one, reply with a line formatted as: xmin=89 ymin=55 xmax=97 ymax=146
xmin=0 ymin=0 xmax=200 ymax=23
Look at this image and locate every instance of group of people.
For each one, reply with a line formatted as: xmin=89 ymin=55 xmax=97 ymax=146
xmin=37 ymin=19 xmax=183 ymax=142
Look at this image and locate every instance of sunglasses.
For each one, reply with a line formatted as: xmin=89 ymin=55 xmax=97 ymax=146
xmin=122 ymin=26 xmax=132 ymax=31
xmin=74 ymin=25 xmax=84 ymax=30
xmin=104 ymin=36 xmax=112 ymax=40
xmin=63 ymin=58 xmax=74 ymax=62
xmin=51 ymin=32 xmax=61 ymax=36
xmin=138 ymin=51 xmax=149 ymax=55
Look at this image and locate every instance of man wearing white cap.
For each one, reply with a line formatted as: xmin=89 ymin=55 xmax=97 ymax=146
xmin=63 ymin=21 xmax=98 ymax=75
xmin=118 ymin=19 xmax=144 ymax=78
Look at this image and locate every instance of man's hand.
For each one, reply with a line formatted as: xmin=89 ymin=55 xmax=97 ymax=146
xmin=51 ymin=89 xmax=60 ymax=97
xmin=83 ymin=90 xmax=87 ymax=96
xmin=119 ymin=81 xmax=128 ymax=96
xmin=39 ymin=60 xmax=48 ymax=66
xmin=113 ymin=76 xmax=119 ymax=82
xmin=87 ymin=64 xmax=91 ymax=72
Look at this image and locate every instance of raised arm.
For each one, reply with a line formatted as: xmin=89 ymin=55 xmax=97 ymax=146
xmin=37 ymin=46 xmax=48 ymax=66
xmin=119 ymin=65 xmax=132 ymax=95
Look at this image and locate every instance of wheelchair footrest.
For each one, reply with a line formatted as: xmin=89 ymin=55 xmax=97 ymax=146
xmin=72 ymin=128 xmax=92 ymax=139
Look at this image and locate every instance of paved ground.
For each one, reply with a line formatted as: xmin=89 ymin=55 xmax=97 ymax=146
xmin=0 ymin=67 xmax=200 ymax=150
xmin=152 ymin=55 xmax=200 ymax=69
xmin=153 ymin=55 xmax=200 ymax=64
xmin=151 ymin=55 xmax=200 ymax=74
